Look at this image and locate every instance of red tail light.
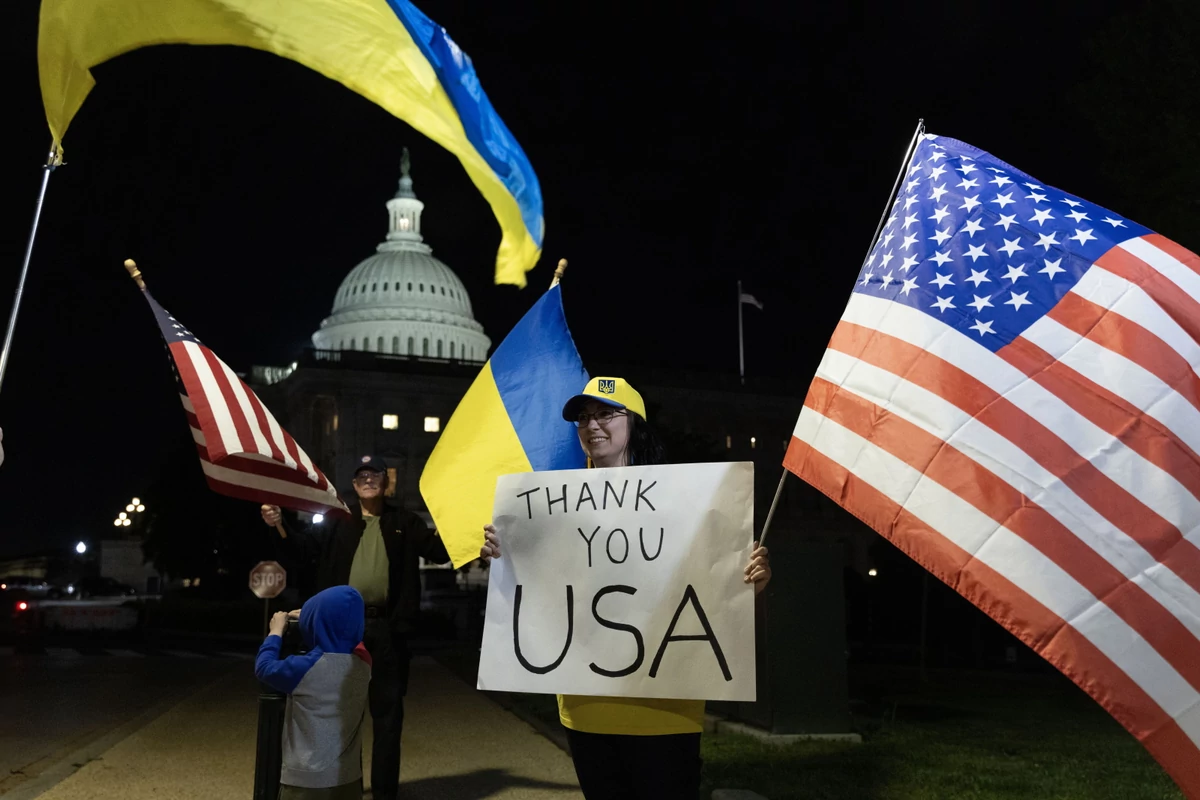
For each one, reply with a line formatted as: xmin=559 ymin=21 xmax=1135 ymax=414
xmin=15 ymin=601 xmax=28 ymax=612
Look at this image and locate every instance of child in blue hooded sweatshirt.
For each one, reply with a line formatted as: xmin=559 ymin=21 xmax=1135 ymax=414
xmin=256 ymin=586 xmax=372 ymax=800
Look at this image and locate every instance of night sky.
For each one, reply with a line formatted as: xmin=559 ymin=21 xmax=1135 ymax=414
xmin=1 ymin=0 xmax=1193 ymax=555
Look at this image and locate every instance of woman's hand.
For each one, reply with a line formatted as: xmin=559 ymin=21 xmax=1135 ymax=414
xmin=480 ymin=523 xmax=501 ymax=562
xmin=744 ymin=542 xmax=771 ymax=595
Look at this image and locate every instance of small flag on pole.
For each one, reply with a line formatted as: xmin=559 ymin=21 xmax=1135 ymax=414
xmin=737 ymin=281 xmax=762 ymax=383
xmin=131 ymin=266 xmax=348 ymax=516
xmin=786 ymin=133 xmax=1200 ymax=796
xmin=740 ymin=292 xmax=764 ymax=310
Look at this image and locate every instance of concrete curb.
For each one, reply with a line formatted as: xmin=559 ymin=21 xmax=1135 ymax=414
xmin=1 ymin=666 xmax=241 ymax=800
xmin=705 ymin=714 xmax=862 ymax=745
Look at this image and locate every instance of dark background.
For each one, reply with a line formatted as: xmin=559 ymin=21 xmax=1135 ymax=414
xmin=1 ymin=0 xmax=1196 ymax=555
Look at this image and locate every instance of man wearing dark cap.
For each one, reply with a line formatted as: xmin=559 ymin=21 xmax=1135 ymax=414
xmin=261 ymin=454 xmax=449 ymax=800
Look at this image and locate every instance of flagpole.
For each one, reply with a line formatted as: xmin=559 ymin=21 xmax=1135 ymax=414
xmin=737 ymin=280 xmax=745 ymax=386
xmin=757 ymin=118 xmax=925 ymax=550
xmin=862 ymin=118 xmax=925 ymax=264
xmin=0 ymin=147 xmax=61 ymax=395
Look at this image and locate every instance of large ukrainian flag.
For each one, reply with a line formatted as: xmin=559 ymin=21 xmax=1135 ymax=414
xmin=38 ymin=0 xmax=544 ymax=287
xmin=421 ymin=284 xmax=587 ymax=567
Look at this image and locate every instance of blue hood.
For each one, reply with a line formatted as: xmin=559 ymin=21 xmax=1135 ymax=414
xmin=299 ymin=586 xmax=364 ymax=654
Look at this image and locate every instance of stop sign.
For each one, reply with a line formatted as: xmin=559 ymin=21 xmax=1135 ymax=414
xmin=249 ymin=561 xmax=287 ymax=599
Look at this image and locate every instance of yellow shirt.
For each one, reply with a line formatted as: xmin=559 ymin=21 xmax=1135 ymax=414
xmin=558 ymin=694 xmax=706 ymax=736
xmin=554 ymin=461 xmax=707 ymax=736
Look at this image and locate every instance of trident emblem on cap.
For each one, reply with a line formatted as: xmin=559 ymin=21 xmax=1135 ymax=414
xmin=598 ymin=379 xmax=615 ymax=394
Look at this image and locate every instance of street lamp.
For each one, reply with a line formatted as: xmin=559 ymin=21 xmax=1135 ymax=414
xmin=76 ymin=541 xmax=87 ymax=555
xmin=113 ymin=497 xmax=147 ymax=532
xmin=868 ymin=568 xmax=878 ymax=577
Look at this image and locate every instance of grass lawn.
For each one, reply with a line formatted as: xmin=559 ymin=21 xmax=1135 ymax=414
xmin=700 ymin=666 xmax=1181 ymax=800
xmin=436 ymin=647 xmax=1181 ymax=800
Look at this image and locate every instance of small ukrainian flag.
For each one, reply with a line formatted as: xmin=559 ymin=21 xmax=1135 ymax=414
xmin=420 ymin=283 xmax=588 ymax=566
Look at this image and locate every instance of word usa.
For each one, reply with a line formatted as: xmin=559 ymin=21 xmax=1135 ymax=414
xmin=510 ymin=583 xmax=732 ymax=681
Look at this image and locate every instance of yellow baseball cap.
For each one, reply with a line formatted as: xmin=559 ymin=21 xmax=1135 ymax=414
xmin=562 ymin=377 xmax=647 ymax=421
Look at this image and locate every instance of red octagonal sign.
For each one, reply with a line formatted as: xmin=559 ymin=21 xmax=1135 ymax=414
xmin=249 ymin=561 xmax=287 ymax=599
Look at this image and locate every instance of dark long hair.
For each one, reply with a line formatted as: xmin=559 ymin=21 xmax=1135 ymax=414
xmin=624 ymin=412 xmax=667 ymax=467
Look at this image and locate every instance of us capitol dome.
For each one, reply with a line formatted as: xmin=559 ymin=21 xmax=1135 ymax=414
xmin=311 ymin=149 xmax=491 ymax=361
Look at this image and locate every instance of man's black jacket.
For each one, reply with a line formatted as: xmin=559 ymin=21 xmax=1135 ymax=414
xmin=282 ymin=502 xmax=450 ymax=635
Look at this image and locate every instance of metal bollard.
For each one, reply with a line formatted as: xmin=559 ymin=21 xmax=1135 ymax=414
xmin=252 ymin=680 xmax=286 ymax=800
xmin=252 ymin=613 xmax=304 ymax=800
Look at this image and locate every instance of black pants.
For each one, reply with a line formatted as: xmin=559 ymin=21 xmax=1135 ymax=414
xmin=565 ymin=728 xmax=702 ymax=800
xmin=363 ymin=618 xmax=410 ymax=800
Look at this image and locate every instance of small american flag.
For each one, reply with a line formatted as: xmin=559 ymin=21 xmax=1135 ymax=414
xmin=787 ymin=134 xmax=1200 ymax=795
xmin=141 ymin=289 xmax=349 ymax=517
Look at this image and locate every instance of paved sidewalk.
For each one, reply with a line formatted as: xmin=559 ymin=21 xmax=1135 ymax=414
xmin=28 ymin=656 xmax=582 ymax=800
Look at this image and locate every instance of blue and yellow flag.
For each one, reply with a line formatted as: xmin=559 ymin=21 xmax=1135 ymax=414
xmin=38 ymin=0 xmax=544 ymax=287
xmin=420 ymin=284 xmax=588 ymax=566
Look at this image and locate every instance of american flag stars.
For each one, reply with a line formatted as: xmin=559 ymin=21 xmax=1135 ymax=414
xmin=854 ymin=135 xmax=1150 ymax=350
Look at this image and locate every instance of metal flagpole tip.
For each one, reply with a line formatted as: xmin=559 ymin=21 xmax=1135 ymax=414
xmin=124 ymin=259 xmax=146 ymax=291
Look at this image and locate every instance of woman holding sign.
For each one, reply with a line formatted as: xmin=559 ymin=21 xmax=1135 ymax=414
xmin=481 ymin=376 xmax=771 ymax=800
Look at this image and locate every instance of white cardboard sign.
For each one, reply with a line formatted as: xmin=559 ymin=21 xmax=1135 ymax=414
xmin=478 ymin=461 xmax=756 ymax=701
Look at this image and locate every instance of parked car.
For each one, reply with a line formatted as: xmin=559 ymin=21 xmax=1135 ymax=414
xmin=77 ymin=576 xmax=137 ymax=598
xmin=0 ymin=576 xmax=52 ymax=596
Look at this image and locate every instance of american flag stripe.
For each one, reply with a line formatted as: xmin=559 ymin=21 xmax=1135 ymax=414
xmin=141 ymin=290 xmax=347 ymax=517
xmin=1043 ymin=290 xmax=1200 ymax=414
xmin=830 ymin=300 xmax=1196 ymax=582
xmin=812 ymin=341 xmax=1200 ymax=634
xmin=1071 ymin=263 xmax=1200 ymax=362
xmin=219 ymin=354 xmax=276 ymax=459
xmin=1044 ymin=288 xmax=1200 ymax=416
xmin=804 ymin=374 xmax=1200 ymax=679
xmin=199 ymin=460 xmax=342 ymax=509
xmin=787 ymin=439 xmax=1200 ymax=792
xmin=1026 ymin=312 xmax=1200 ymax=452
xmin=181 ymin=392 xmax=330 ymax=492
xmin=1103 ymin=244 xmax=1200 ymax=342
xmin=998 ymin=337 xmax=1200 ymax=503
xmin=788 ymin=133 xmax=1200 ymax=794
xmin=1127 ymin=236 xmax=1200 ymax=297
xmin=199 ymin=345 xmax=265 ymax=459
xmin=180 ymin=387 xmax=344 ymax=511
xmin=243 ymin=384 xmax=291 ymax=466
xmin=179 ymin=342 xmax=241 ymax=461
xmin=788 ymin=414 xmax=1200 ymax=738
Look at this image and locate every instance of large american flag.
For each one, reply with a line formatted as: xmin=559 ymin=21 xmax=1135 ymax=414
xmin=142 ymin=290 xmax=349 ymax=516
xmin=786 ymin=134 xmax=1200 ymax=795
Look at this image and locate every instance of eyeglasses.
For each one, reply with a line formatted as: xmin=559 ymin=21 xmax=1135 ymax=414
xmin=353 ymin=472 xmax=384 ymax=485
xmin=575 ymin=408 xmax=627 ymax=427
